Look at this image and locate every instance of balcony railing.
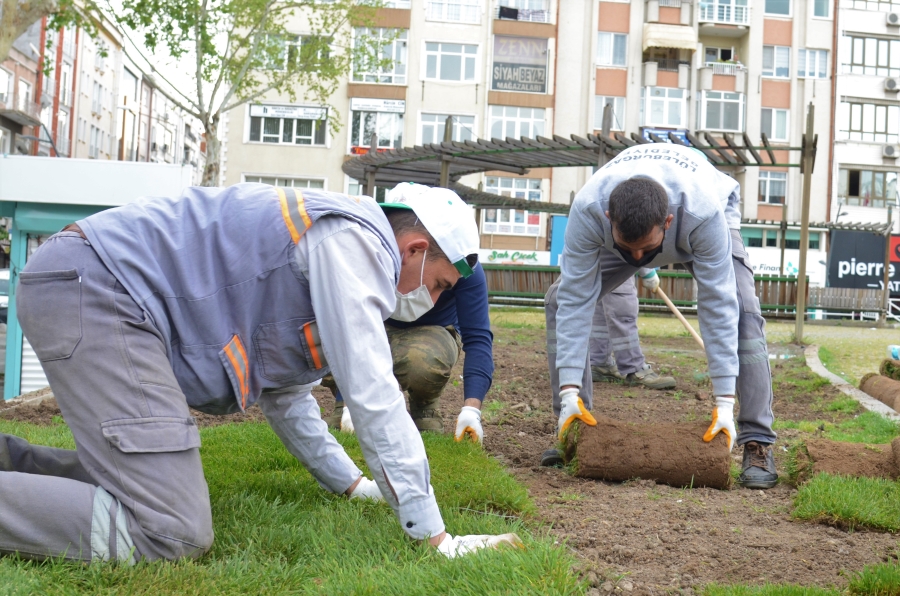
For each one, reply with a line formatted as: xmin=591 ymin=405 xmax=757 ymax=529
xmin=496 ymin=0 xmax=550 ymax=22
xmin=699 ymin=0 xmax=749 ymax=25
xmin=650 ymin=58 xmax=691 ymax=72
xmin=0 ymin=90 xmax=41 ymax=126
xmin=705 ymin=61 xmax=746 ymax=75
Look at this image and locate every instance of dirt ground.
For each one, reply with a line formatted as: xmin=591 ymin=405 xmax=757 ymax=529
xmin=3 ymin=326 xmax=899 ymax=594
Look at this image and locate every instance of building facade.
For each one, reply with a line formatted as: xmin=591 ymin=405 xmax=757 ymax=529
xmin=0 ymin=21 xmax=42 ymax=155
xmin=833 ymin=0 xmax=900 ymax=236
xmin=220 ymin=0 xmax=835 ymax=276
xmin=223 ymin=0 xmax=560 ymax=259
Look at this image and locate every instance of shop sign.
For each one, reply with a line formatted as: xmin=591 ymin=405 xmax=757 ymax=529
xmin=491 ymin=36 xmax=548 ymax=94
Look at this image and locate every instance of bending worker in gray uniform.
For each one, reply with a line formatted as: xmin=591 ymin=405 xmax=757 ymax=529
xmin=0 ymin=183 xmax=517 ymax=562
xmin=586 ymin=274 xmax=676 ymax=389
xmin=545 ymin=143 xmax=778 ymax=489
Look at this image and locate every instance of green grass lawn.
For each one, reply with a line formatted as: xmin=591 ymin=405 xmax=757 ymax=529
xmin=0 ymin=419 xmax=583 ymax=595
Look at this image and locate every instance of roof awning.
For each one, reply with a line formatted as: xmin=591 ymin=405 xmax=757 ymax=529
xmin=642 ymin=23 xmax=697 ymax=52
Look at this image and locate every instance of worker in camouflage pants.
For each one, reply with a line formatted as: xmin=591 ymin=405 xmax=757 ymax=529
xmin=324 ymin=324 xmax=463 ymax=432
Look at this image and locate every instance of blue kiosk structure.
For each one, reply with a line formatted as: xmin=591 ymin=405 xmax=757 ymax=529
xmin=0 ymin=156 xmax=193 ymax=400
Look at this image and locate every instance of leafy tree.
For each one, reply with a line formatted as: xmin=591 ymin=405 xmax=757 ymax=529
xmin=116 ymin=0 xmax=390 ymax=186
xmin=0 ymin=0 xmax=98 ymax=65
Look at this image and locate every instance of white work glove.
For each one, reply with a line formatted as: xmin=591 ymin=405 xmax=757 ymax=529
xmin=703 ymin=396 xmax=736 ymax=451
xmin=638 ymin=268 xmax=660 ymax=292
xmin=436 ymin=532 xmax=522 ymax=558
xmin=557 ymin=387 xmax=597 ymax=440
xmin=348 ymin=477 xmax=384 ymax=502
xmin=454 ymin=406 xmax=483 ymax=443
xmin=340 ymin=404 xmax=355 ymax=434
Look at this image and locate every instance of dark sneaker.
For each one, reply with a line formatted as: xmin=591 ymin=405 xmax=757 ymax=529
xmin=324 ymin=403 xmax=343 ymax=429
xmin=625 ymin=364 xmax=676 ymax=390
xmin=591 ymin=363 xmax=625 ymax=383
xmin=540 ymin=448 xmax=564 ymax=467
xmin=410 ymin=409 xmax=445 ymax=433
xmin=738 ymin=441 xmax=779 ymax=489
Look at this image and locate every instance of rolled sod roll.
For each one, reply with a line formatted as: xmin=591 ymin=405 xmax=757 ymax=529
xmin=859 ymin=373 xmax=900 ymax=411
xmin=800 ymin=438 xmax=900 ymax=480
xmin=563 ymin=415 xmax=732 ymax=489
xmin=879 ymin=359 xmax=900 ymax=382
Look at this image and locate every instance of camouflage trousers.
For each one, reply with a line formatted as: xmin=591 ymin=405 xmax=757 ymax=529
xmin=325 ymin=324 xmax=462 ymax=409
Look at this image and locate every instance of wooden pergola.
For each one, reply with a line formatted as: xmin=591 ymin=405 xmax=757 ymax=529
xmin=343 ymin=105 xmax=842 ymax=341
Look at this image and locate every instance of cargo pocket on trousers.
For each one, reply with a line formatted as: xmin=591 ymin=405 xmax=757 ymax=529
xmin=101 ymin=417 xmax=201 ymax=453
xmin=17 ymin=269 xmax=82 ymax=361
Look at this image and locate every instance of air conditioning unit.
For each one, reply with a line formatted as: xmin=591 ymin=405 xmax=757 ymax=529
xmin=887 ymin=78 xmax=900 ymax=92
xmin=883 ymin=144 xmax=898 ymax=158
xmin=888 ymin=12 xmax=900 ymax=25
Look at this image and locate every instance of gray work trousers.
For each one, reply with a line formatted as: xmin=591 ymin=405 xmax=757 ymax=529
xmin=589 ymin=277 xmax=645 ymax=375
xmin=0 ymin=232 xmax=214 ymax=562
xmin=545 ymin=230 xmax=776 ymax=446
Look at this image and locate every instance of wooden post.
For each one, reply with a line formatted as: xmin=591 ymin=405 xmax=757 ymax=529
xmin=794 ymin=104 xmax=815 ymax=344
xmin=364 ymin=133 xmax=378 ymax=199
xmin=779 ymin=202 xmax=787 ymax=276
xmin=881 ymin=205 xmax=894 ymax=326
xmin=595 ymin=103 xmax=612 ymax=173
xmin=439 ymin=115 xmax=453 ymax=188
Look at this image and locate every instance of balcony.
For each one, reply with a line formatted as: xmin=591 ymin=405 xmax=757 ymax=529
xmin=699 ymin=0 xmax=750 ymax=37
xmin=699 ymin=61 xmax=747 ymax=93
xmin=653 ymin=58 xmax=691 ymax=72
xmin=0 ymin=91 xmax=41 ymax=127
xmin=705 ymin=61 xmax=746 ymax=75
xmin=495 ymin=2 xmax=551 ymax=23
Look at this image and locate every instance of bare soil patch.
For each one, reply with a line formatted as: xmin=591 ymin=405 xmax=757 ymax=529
xmin=5 ymin=325 xmax=899 ymax=593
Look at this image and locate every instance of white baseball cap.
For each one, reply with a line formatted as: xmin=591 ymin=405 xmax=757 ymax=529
xmin=382 ymin=183 xmax=480 ymax=277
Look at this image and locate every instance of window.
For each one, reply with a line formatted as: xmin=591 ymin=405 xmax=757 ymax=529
xmin=642 ymin=87 xmax=686 ymax=128
xmin=766 ymin=230 xmax=778 ymax=247
xmin=0 ymin=70 xmax=9 ymax=104
xmin=488 ymin=105 xmax=544 ymax=139
xmin=425 ymin=42 xmax=477 ymax=81
xmin=761 ymin=108 xmax=789 ymax=141
xmin=764 ymin=0 xmax=790 ymax=15
xmin=348 ymin=178 xmax=388 ymax=201
xmin=594 ymin=96 xmax=625 ymax=130
xmin=847 ymin=0 xmax=900 ymax=10
xmin=597 ymin=32 xmax=627 ymax=67
xmin=741 ymin=228 xmax=763 ymax=248
xmin=481 ymin=176 xmax=543 ymax=236
xmin=244 ymin=175 xmax=325 ymax=189
xmin=843 ymin=36 xmax=900 ymax=77
xmin=705 ymin=46 xmax=733 ymax=63
xmin=57 ymin=109 xmax=69 ymax=155
xmin=837 ymin=100 xmax=900 ymax=143
xmin=703 ymin=91 xmax=744 ymax=131
xmin=498 ymin=0 xmax=551 ymax=22
xmin=420 ymin=113 xmax=475 ymax=144
xmin=353 ymin=28 xmax=407 ymax=84
xmin=91 ymin=81 xmax=101 ymax=114
xmin=17 ymin=79 xmax=31 ymax=109
xmin=838 ymin=168 xmax=898 ymax=208
xmin=60 ymin=63 xmax=72 ymax=106
xmin=426 ymin=0 xmax=481 ymax=23
xmin=699 ymin=0 xmax=749 ymax=24
xmin=265 ymin=34 xmax=331 ymax=72
xmin=759 ymin=171 xmax=787 ymax=204
xmin=350 ymin=110 xmax=404 ymax=150
xmin=798 ymin=49 xmax=827 ymax=79
xmin=89 ymin=125 xmax=100 ymax=158
xmin=814 ymin=0 xmax=829 ymax=17
xmin=762 ymin=46 xmax=790 ymax=78
xmin=249 ymin=113 xmax=327 ymax=145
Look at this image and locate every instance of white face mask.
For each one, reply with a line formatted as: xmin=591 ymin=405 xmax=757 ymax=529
xmin=392 ymin=250 xmax=435 ymax=322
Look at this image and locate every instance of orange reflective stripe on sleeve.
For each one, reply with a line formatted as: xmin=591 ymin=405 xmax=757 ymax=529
xmin=224 ymin=335 xmax=250 ymax=409
xmin=303 ymin=323 xmax=323 ymax=369
xmin=276 ymin=186 xmax=313 ymax=244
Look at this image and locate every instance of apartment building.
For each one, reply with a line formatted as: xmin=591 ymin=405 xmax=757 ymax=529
xmin=833 ymin=0 xmax=900 ymax=232
xmin=223 ymin=0 xmax=560 ymax=262
xmin=0 ymin=21 xmax=42 ymax=155
xmin=117 ymin=53 xmax=207 ymax=183
xmin=562 ymin=0 xmax=834 ymax=282
xmin=221 ymin=0 xmax=834 ymax=274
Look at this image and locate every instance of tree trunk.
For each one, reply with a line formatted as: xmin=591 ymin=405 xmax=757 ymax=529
xmin=0 ymin=0 xmax=58 ymax=63
xmin=201 ymin=114 xmax=220 ymax=187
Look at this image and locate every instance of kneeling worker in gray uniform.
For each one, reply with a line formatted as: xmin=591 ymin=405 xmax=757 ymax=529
xmin=0 ymin=183 xmax=517 ymax=562
xmin=544 ymin=143 xmax=778 ymax=489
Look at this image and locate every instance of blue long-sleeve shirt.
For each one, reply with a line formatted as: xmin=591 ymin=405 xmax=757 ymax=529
xmin=387 ymin=262 xmax=494 ymax=401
